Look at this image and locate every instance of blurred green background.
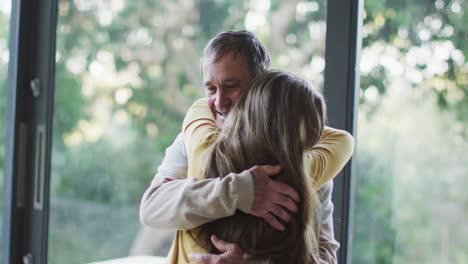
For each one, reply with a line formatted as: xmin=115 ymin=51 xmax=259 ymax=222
xmin=0 ymin=0 xmax=466 ymax=263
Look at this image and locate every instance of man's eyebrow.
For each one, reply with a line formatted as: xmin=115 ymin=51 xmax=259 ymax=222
xmin=204 ymin=78 xmax=240 ymax=86
xmin=221 ymin=78 xmax=240 ymax=84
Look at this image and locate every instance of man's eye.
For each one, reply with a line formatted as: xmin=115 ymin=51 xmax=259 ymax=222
xmin=206 ymin=87 xmax=216 ymax=93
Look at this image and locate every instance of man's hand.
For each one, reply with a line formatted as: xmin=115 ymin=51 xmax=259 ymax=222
xmin=188 ymin=235 xmax=244 ymax=264
xmin=248 ymin=165 xmax=300 ymax=231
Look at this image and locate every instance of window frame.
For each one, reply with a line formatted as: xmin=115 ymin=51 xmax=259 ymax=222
xmin=2 ymin=0 xmax=362 ymax=263
xmin=2 ymin=0 xmax=59 ymax=263
xmin=324 ymin=0 xmax=362 ymax=263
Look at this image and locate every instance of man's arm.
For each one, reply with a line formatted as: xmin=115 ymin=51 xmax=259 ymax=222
xmin=317 ymin=181 xmax=340 ymax=263
xmin=308 ymin=126 xmax=353 ymax=263
xmin=139 ymin=133 xmax=254 ymax=230
xmin=305 ymin=126 xmax=354 ymax=189
xmin=142 ymin=98 xmax=299 ymax=230
xmin=139 ymin=133 xmax=298 ymax=231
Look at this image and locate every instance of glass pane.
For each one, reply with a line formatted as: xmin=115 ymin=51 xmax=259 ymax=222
xmin=0 ymin=0 xmax=11 ymax=260
xmin=50 ymin=0 xmax=327 ymax=263
xmin=352 ymin=0 xmax=467 ymax=263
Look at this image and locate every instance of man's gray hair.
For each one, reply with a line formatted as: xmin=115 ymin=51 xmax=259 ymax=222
xmin=201 ymin=30 xmax=271 ymax=76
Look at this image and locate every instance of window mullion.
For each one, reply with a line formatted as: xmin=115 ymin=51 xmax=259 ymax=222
xmin=323 ymin=0 xmax=363 ymax=263
xmin=2 ymin=1 xmax=59 ymax=263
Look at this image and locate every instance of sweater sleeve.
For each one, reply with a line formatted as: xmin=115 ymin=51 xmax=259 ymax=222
xmin=182 ymin=98 xmax=220 ymax=180
xmin=140 ymin=170 xmax=254 ymax=230
xmin=304 ymin=126 xmax=355 ymax=188
xmin=139 ymin=99 xmax=255 ymax=230
xmin=316 ymin=181 xmax=340 ymax=263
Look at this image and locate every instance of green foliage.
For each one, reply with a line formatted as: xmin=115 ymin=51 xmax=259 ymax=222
xmin=48 ymin=199 xmax=139 ymax=263
xmin=352 ymin=90 xmax=468 ymax=263
xmin=51 ymin=134 xmax=163 ymax=206
xmin=361 ymin=0 xmax=467 ymax=127
xmin=352 ymin=144 xmax=396 ymax=264
xmin=353 ymin=1 xmax=467 ymax=263
xmin=53 ymin=63 xmax=86 ymax=147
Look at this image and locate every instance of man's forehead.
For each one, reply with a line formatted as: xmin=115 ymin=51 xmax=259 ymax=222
xmin=203 ymin=51 xmax=247 ymax=69
xmin=206 ymin=50 xmax=243 ymax=63
xmin=203 ymin=54 xmax=249 ymax=80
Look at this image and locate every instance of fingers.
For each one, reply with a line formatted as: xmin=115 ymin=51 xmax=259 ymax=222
xmin=260 ymin=165 xmax=282 ymax=177
xmin=188 ymin=253 xmax=215 ymax=264
xmin=270 ymin=180 xmax=300 ymax=202
xmin=270 ymin=204 xmax=292 ymax=223
xmin=264 ymin=212 xmax=285 ymax=231
xmin=210 ymin=235 xmax=233 ymax=253
xmin=275 ymin=192 xmax=299 ymax=213
xmin=253 ymin=195 xmax=297 ymax=230
xmin=249 ymin=164 xmax=301 ymax=231
xmin=188 ymin=253 xmax=203 ymax=263
xmin=189 ymin=236 xmax=244 ymax=264
xmin=250 ymin=164 xmax=300 ymax=202
xmin=249 ymin=165 xmax=281 ymax=178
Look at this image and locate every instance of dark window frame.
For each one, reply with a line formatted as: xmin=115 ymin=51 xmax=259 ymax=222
xmin=324 ymin=0 xmax=363 ymax=263
xmin=2 ymin=0 xmax=58 ymax=263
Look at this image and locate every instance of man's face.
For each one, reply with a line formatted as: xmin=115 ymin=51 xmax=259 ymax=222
xmin=202 ymin=52 xmax=255 ymax=126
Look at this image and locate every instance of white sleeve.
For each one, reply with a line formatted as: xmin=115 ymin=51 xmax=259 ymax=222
xmin=317 ymin=181 xmax=340 ymax=263
xmin=150 ymin=133 xmax=188 ymax=184
xmin=139 ymin=133 xmax=254 ymax=230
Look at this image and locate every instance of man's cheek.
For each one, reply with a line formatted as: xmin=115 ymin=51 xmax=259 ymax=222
xmin=206 ymin=97 xmax=215 ymax=109
xmin=206 ymin=98 xmax=218 ymax=117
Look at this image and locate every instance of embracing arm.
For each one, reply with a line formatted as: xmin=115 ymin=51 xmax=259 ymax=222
xmin=140 ymin=98 xmax=299 ymax=232
xmin=317 ymin=181 xmax=340 ymax=263
xmin=139 ymin=133 xmax=254 ymax=230
xmin=305 ymin=126 xmax=354 ymax=189
xmin=305 ymin=126 xmax=354 ymax=263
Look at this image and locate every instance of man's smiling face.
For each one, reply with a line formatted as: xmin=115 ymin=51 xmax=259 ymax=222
xmin=203 ymin=52 xmax=255 ymax=127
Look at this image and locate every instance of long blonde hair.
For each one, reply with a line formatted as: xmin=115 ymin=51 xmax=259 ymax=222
xmin=196 ymin=70 xmax=326 ymax=263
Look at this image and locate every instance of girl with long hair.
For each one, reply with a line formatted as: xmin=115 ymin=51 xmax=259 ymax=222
xmin=168 ymin=70 xmax=353 ymax=263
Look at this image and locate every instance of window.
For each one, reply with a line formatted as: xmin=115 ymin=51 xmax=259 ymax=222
xmin=0 ymin=1 xmax=11 ymax=259
xmin=50 ymin=0 xmax=328 ymax=262
xmin=351 ymin=0 xmax=467 ymax=263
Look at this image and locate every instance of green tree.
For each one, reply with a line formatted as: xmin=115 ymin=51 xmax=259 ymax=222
xmin=352 ymin=0 xmax=467 ymax=263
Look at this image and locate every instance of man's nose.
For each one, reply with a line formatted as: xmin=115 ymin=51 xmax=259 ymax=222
xmin=215 ymin=90 xmax=230 ymax=110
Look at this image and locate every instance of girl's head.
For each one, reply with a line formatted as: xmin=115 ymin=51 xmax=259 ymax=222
xmin=198 ymin=70 xmax=326 ymax=264
xmin=226 ymin=69 xmax=326 ymax=155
